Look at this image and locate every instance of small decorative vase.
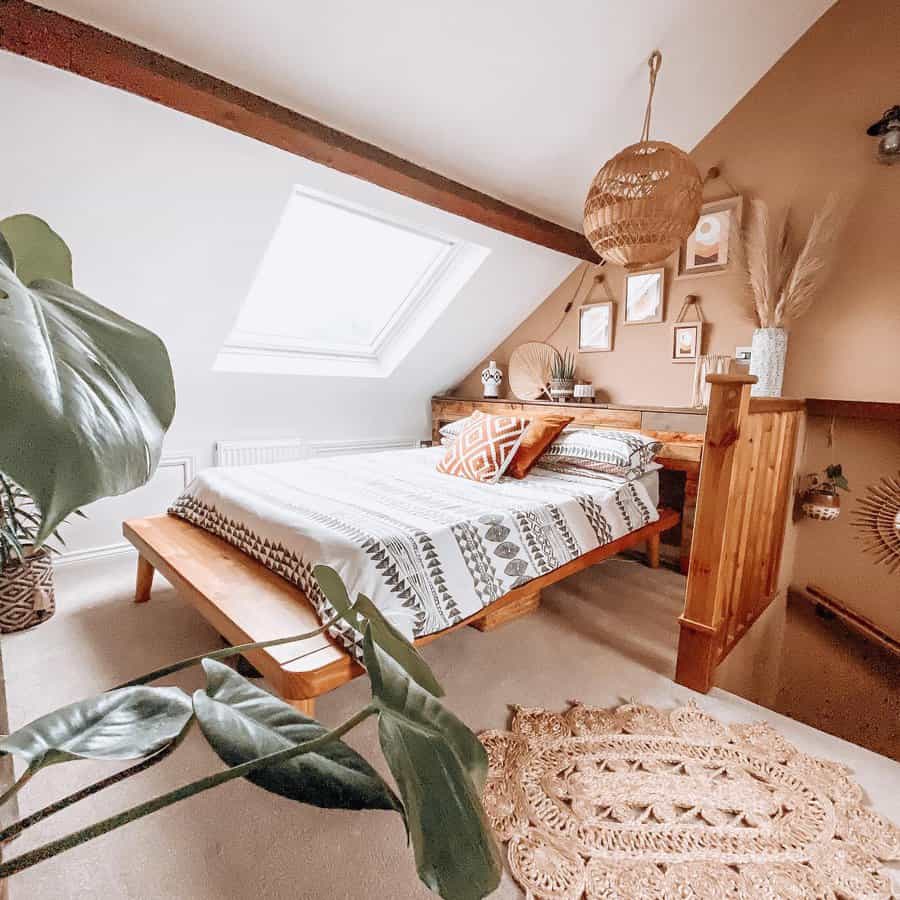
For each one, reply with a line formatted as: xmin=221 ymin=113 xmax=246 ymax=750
xmin=549 ymin=378 xmax=575 ymax=402
xmin=481 ymin=360 xmax=503 ymax=398
xmin=801 ymin=488 xmax=841 ymax=521
xmin=0 ymin=547 xmax=56 ymax=633
xmin=749 ymin=327 xmax=788 ymax=397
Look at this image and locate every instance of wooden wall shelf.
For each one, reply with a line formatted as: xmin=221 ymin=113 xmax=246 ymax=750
xmin=806 ymin=398 xmax=900 ymax=422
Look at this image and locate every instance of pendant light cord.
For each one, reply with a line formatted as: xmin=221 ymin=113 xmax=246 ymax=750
xmin=640 ymin=50 xmax=662 ymax=143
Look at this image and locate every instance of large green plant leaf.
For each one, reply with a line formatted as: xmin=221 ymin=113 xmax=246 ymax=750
xmin=193 ymin=659 xmax=401 ymax=813
xmin=313 ymin=565 xmax=444 ymax=697
xmin=0 ymin=214 xmax=72 ymax=287
xmin=0 ymin=215 xmax=176 ymax=543
xmin=364 ymin=628 xmax=500 ymax=900
xmin=0 ymin=686 xmax=193 ymax=771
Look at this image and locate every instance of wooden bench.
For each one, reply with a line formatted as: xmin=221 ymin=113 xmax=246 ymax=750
xmin=124 ymin=508 xmax=679 ymax=716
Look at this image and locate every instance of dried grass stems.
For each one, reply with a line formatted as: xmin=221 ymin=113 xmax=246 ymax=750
xmin=740 ymin=195 xmax=841 ymax=328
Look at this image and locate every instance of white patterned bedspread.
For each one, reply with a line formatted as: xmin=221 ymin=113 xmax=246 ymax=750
xmin=169 ymin=447 xmax=659 ymax=654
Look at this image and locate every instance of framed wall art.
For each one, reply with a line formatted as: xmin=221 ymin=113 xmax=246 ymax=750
xmin=678 ymin=195 xmax=743 ymax=278
xmin=624 ymin=268 xmax=665 ymax=324
xmin=578 ymin=301 xmax=614 ymax=352
xmin=672 ymin=322 xmax=703 ymax=363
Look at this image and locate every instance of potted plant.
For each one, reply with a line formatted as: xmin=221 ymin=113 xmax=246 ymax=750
xmin=801 ymin=464 xmax=850 ymax=520
xmin=549 ymin=348 xmax=576 ymax=402
xmin=0 ymin=213 xmax=175 ymax=631
xmin=0 ymin=474 xmax=57 ymax=632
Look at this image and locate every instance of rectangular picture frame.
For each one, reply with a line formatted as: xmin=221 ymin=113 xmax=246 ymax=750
xmin=624 ymin=267 xmax=665 ymax=325
xmin=678 ymin=195 xmax=743 ymax=279
xmin=671 ymin=322 xmax=703 ymax=364
xmin=578 ymin=301 xmax=614 ymax=352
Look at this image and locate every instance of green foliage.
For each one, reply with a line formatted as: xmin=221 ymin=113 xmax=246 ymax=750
xmin=194 ymin=659 xmax=400 ymax=812
xmin=0 ymin=473 xmax=38 ymax=569
xmin=825 ymin=463 xmax=850 ymax=492
xmin=0 ymin=570 xmax=499 ymax=900
xmin=364 ymin=627 xmax=501 ymax=900
xmin=0 ymin=686 xmax=193 ymax=772
xmin=313 ymin=564 xmax=444 ymax=697
xmin=0 ymin=214 xmax=72 ymax=287
xmin=550 ymin=347 xmax=576 ymax=380
xmin=0 ymin=215 xmax=176 ymax=544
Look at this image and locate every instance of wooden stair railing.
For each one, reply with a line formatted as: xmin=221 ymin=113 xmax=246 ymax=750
xmin=675 ymin=374 xmax=804 ymax=692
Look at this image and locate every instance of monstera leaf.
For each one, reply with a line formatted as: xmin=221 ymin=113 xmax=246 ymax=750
xmin=364 ymin=628 xmax=500 ymax=900
xmin=313 ymin=564 xmax=444 ymax=697
xmin=0 ymin=215 xmax=175 ymax=543
xmin=194 ymin=660 xmax=401 ymax=813
xmin=0 ymin=686 xmax=193 ymax=772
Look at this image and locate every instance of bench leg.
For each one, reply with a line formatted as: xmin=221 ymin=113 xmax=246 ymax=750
xmin=135 ymin=555 xmax=155 ymax=603
xmin=647 ymin=533 xmax=661 ymax=569
xmin=470 ymin=587 xmax=541 ymax=632
xmin=289 ymin=698 xmax=316 ymax=718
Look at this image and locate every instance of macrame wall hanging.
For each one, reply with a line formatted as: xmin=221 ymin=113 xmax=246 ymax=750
xmin=583 ymin=51 xmax=703 ymax=269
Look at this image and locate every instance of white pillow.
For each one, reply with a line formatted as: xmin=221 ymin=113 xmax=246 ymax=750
xmin=438 ymin=416 xmax=474 ymax=440
xmin=536 ymin=429 xmax=662 ymax=478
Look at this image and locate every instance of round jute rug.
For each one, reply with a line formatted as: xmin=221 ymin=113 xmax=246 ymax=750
xmin=479 ymin=701 xmax=900 ymax=899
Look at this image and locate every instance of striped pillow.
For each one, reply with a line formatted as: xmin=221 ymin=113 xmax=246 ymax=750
xmin=439 ymin=417 xmax=473 ymax=440
xmin=437 ymin=411 xmax=530 ymax=483
xmin=536 ymin=428 xmax=662 ymax=478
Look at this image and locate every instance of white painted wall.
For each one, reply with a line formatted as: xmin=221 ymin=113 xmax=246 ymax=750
xmin=2 ymin=52 xmax=576 ymax=560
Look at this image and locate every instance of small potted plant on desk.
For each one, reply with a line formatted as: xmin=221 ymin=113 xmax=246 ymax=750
xmin=549 ymin=348 xmax=576 ymax=402
xmin=801 ymin=464 xmax=850 ymax=521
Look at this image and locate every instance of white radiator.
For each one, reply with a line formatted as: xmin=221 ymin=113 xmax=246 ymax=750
xmin=214 ymin=439 xmax=310 ymax=467
xmin=214 ymin=436 xmax=422 ymax=467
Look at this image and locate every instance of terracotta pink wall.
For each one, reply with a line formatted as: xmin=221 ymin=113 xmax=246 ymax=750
xmin=456 ymin=0 xmax=900 ymax=633
xmin=458 ymin=0 xmax=899 ymax=407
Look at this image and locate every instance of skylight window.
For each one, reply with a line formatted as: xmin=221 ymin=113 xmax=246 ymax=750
xmin=216 ymin=186 xmax=490 ymax=377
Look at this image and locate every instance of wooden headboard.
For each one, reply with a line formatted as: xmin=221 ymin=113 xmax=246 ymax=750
xmin=431 ymin=395 xmax=707 ymax=574
xmin=430 ymin=396 xmax=706 ymax=466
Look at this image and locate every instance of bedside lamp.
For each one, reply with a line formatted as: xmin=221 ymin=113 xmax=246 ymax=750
xmin=866 ymin=105 xmax=900 ymax=165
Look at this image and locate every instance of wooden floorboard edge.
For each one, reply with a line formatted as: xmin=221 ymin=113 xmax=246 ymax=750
xmin=799 ymin=584 xmax=900 ymax=659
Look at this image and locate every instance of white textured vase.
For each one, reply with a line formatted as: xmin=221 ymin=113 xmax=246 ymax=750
xmin=481 ymin=360 xmax=503 ymax=398
xmin=749 ymin=327 xmax=788 ymax=397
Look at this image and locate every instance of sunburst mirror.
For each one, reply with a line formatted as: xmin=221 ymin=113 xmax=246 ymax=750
xmin=851 ymin=472 xmax=900 ymax=574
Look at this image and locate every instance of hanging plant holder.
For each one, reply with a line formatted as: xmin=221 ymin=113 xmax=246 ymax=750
xmin=583 ymin=51 xmax=703 ymax=270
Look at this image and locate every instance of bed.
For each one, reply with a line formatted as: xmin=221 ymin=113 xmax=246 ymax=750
xmin=125 ymin=446 xmax=678 ymax=714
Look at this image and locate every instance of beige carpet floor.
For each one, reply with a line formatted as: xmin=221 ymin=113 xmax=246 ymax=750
xmin=3 ymin=555 xmax=899 ymax=899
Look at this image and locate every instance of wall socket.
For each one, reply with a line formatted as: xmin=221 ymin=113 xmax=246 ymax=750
xmin=735 ymin=346 xmax=753 ymax=362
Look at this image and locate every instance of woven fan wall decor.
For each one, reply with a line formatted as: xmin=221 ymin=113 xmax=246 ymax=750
xmin=509 ymin=342 xmax=560 ymax=401
xmin=583 ymin=51 xmax=703 ymax=269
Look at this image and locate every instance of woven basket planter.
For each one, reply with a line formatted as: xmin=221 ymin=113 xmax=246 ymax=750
xmin=0 ymin=547 xmax=56 ymax=633
xmin=583 ymin=140 xmax=703 ymax=269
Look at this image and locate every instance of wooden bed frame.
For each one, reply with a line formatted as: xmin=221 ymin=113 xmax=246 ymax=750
xmin=124 ymin=374 xmax=803 ymax=705
xmin=124 ymin=508 xmax=679 ymax=717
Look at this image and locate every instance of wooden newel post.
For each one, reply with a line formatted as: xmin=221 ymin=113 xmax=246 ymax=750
xmin=675 ymin=374 xmax=756 ymax=692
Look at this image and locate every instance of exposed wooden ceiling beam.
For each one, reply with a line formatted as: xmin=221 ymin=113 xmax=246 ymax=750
xmin=0 ymin=0 xmax=597 ymax=261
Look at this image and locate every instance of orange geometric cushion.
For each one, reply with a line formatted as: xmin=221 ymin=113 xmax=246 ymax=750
xmin=436 ymin=410 xmax=530 ymax=483
xmin=506 ymin=414 xmax=575 ymax=479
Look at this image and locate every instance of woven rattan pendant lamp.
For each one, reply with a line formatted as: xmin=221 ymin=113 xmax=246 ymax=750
xmin=583 ymin=51 xmax=703 ymax=269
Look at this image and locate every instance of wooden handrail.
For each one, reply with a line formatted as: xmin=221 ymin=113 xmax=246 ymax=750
xmin=676 ymin=376 xmax=753 ymax=692
xmin=675 ymin=374 xmax=803 ymax=693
